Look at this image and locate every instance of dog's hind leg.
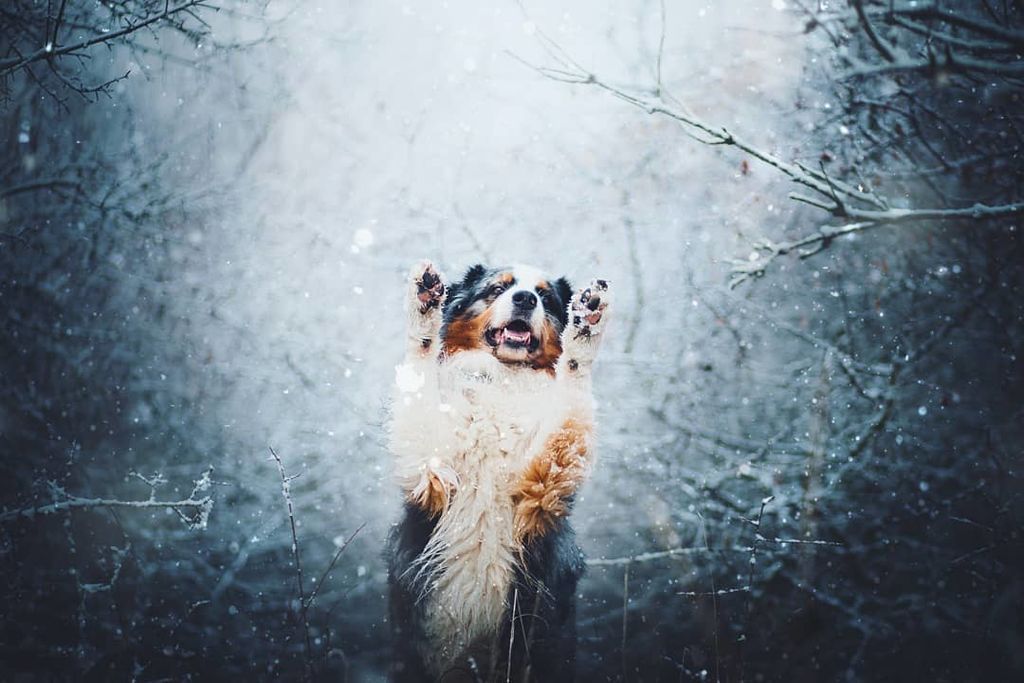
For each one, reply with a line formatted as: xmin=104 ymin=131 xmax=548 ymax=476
xmin=390 ymin=260 xmax=459 ymax=517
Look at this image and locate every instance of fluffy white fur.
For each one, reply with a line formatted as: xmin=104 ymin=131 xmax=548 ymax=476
xmin=389 ymin=261 xmax=608 ymax=669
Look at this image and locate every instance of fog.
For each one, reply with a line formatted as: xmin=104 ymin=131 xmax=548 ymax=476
xmin=3 ymin=1 xmax=1022 ymax=681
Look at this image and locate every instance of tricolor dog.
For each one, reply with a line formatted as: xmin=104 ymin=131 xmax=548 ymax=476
xmin=386 ymin=261 xmax=610 ymax=681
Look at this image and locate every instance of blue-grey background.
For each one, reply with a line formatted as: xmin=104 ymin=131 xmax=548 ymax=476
xmin=2 ymin=1 xmax=1022 ymax=680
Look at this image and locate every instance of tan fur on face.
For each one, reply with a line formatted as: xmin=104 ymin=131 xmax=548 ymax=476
xmin=441 ymin=308 xmax=492 ymax=356
xmin=530 ymin=317 xmax=564 ymax=374
xmin=442 ymin=283 xmax=565 ymax=371
xmin=513 ymin=414 xmax=591 ymax=543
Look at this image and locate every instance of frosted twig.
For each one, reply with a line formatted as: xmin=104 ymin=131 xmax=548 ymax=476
xmin=738 ymin=495 xmax=774 ymax=682
xmin=517 ymin=43 xmax=1024 ymax=286
xmin=729 ymin=203 xmax=1024 ymax=288
xmin=760 ymin=536 xmax=843 ymax=547
xmin=1 ymin=467 xmax=214 ymax=528
xmin=678 ymin=586 xmax=750 ymax=598
xmin=588 ymin=535 xmax=843 ymax=568
xmin=0 ymin=495 xmax=211 ymax=523
xmin=517 ymin=61 xmax=886 ymax=210
xmin=268 ymin=446 xmax=313 ymax=680
xmin=586 ymin=545 xmax=754 ymax=566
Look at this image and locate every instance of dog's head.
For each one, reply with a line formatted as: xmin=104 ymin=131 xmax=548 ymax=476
xmin=441 ymin=264 xmax=573 ymax=371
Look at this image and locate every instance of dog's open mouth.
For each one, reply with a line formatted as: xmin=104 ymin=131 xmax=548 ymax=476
xmin=487 ymin=320 xmax=534 ymax=349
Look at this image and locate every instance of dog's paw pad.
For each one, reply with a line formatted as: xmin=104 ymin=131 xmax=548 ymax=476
xmin=410 ymin=261 xmax=446 ymax=314
xmin=569 ymin=279 xmax=610 ymax=339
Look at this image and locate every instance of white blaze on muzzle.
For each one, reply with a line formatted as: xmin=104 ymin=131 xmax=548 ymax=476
xmin=488 ymin=271 xmax=547 ymax=354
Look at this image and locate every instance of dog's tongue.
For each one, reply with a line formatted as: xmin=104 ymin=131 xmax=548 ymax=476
xmin=502 ymin=327 xmax=531 ymax=344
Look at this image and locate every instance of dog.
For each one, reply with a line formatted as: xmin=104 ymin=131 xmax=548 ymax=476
xmin=386 ymin=260 xmax=610 ymax=681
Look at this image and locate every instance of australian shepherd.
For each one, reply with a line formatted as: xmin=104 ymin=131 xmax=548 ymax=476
xmin=386 ymin=260 xmax=610 ymax=681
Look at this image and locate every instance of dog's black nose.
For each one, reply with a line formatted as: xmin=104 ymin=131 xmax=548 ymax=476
xmin=512 ymin=290 xmax=537 ymax=309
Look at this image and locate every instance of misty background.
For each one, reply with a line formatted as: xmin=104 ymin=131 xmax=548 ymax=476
xmin=2 ymin=1 xmax=1022 ymax=681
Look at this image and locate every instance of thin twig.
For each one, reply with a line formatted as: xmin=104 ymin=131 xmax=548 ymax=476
xmin=738 ymin=496 xmax=774 ymax=683
xmin=1 ymin=467 xmax=214 ymax=527
xmin=699 ymin=511 xmax=722 ymax=683
xmin=621 ymin=560 xmax=631 ymax=682
xmin=305 ymin=521 xmax=366 ymax=609
xmin=586 ymin=545 xmax=754 ymax=566
xmin=506 ymin=587 xmax=518 ymax=683
xmin=853 ymin=0 xmax=896 ymax=62
xmin=0 ymin=495 xmax=210 ymax=523
xmin=268 ymin=446 xmax=313 ymax=680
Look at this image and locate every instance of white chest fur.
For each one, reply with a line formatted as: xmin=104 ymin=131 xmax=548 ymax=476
xmin=390 ymin=350 xmax=568 ymax=665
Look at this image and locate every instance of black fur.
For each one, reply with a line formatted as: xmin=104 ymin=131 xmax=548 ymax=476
xmin=386 ymin=505 xmax=437 ymax=682
xmin=386 ymin=505 xmax=584 ymax=682
xmin=443 ymin=264 xmax=489 ymax=320
xmin=442 ymin=264 xmax=572 ymax=331
xmin=549 ymin=277 xmax=573 ymax=328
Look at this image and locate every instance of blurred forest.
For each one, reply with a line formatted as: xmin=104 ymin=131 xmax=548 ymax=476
xmin=1 ymin=1 xmax=1022 ymax=681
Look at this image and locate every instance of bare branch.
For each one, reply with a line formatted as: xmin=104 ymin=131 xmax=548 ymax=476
xmin=0 ymin=178 xmax=81 ymax=199
xmin=305 ymin=521 xmax=365 ymax=610
xmin=841 ymin=50 xmax=1024 ymax=80
xmin=731 ymin=202 xmax=1024 ymax=287
xmin=268 ymin=446 xmax=313 ymax=680
xmin=0 ymin=467 xmax=214 ymax=527
xmin=586 ymin=545 xmax=754 ymax=567
xmin=0 ymin=495 xmax=210 ymax=524
xmin=853 ymin=0 xmax=896 ymax=62
xmin=0 ymin=1 xmax=210 ymax=78
xmin=890 ymin=2 xmax=1024 ymax=48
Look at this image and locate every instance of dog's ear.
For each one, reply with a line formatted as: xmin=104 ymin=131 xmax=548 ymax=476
xmin=460 ymin=264 xmax=488 ymax=289
xmin=553 ymin=276 xmax=573 ymax=326
xmin=444 ymin=264 xmax=489 ymax=318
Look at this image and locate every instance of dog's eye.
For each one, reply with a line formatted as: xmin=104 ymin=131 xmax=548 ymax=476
xmin=488 ymin=283 xmax=508 ymax=296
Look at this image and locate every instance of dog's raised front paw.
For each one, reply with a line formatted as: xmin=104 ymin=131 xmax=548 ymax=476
xmin=406 ymin=260 xmax=448 ymax=351
xmin=560 ymin=279 xmax=611 ymax=371
xmin=410 ymin=260 xmax=447 ymax=314
xmin=569 ymin=279 xmax=609 ymax=338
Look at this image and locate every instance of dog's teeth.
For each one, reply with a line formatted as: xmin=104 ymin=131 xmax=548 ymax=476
xmin=503 ymin=328 xmax=531 ymax=344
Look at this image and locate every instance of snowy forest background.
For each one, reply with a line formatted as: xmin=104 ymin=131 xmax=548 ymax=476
xmin=2 ymin=1 xmax=1022 ymax=681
